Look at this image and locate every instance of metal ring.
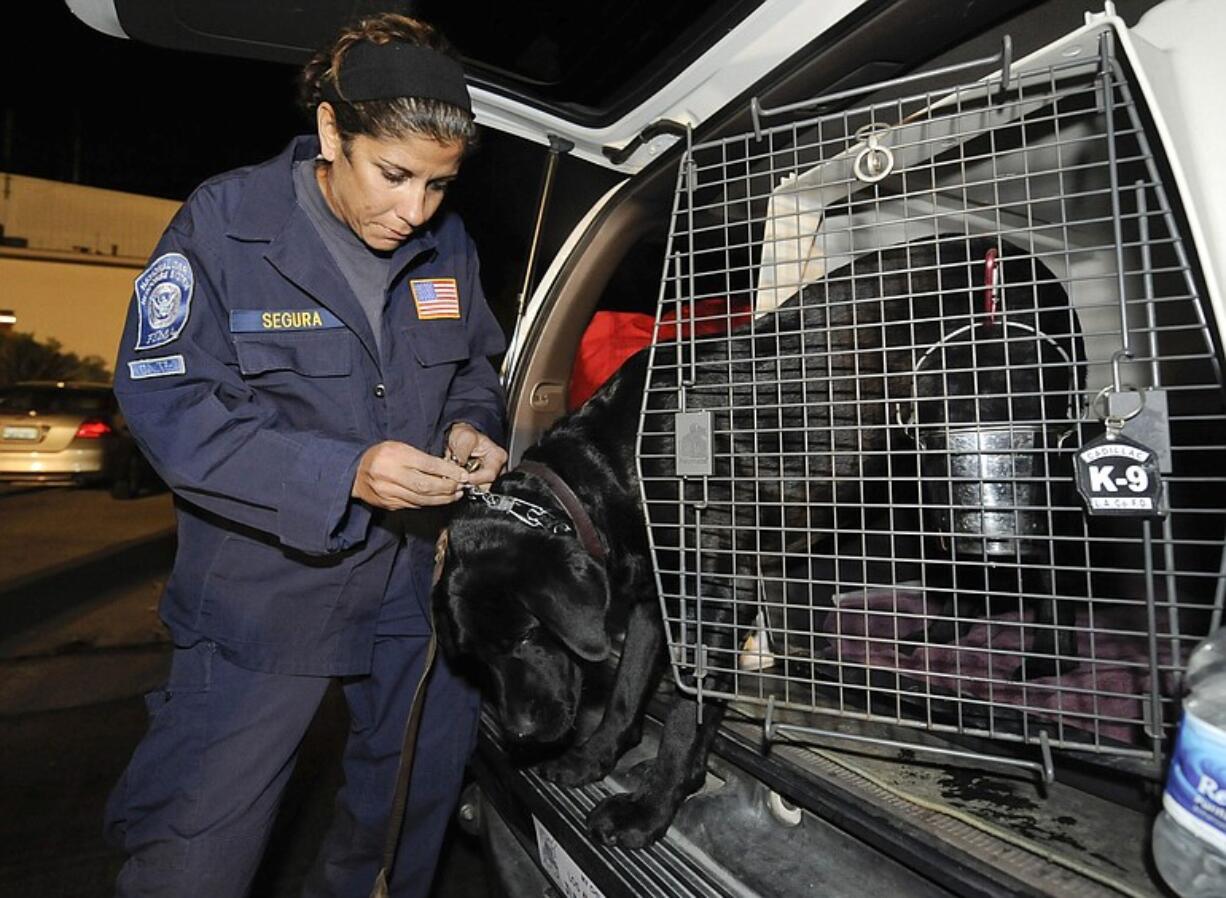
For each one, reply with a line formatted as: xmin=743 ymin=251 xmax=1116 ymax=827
xmin=854 ymin=145 xmax=894 ymax=183
xmin=852 ymin=123 xmax=895 ymax=184
xmin=1091 ymin=383 xmax=1146 ymax=423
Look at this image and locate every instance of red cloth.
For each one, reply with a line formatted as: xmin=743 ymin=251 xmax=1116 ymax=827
xmin=568 ymin=298 xmax=753 ymax=409
xmin=568 ymin=311 xmax=655 ymax=410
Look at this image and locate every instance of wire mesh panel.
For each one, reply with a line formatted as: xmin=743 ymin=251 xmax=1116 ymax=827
xmin=637 ymin=23 xmax=1226 ymax=774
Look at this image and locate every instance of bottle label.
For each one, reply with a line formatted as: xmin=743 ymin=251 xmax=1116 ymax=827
xmin=1164 ymin=711 xmax=1226 ymax=852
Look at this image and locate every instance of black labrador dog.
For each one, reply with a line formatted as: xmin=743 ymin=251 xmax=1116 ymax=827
xmin=432 ymin=236 xmax=1080 ymax=848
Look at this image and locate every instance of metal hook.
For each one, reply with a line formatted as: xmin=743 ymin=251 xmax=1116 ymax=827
xmin=998 ymin=35 xmax=1014 ymax=97
xmin=983 ymin=247 xmax=1000 ymax=325
xmin=1109 ymin=347 xmax=1135 ymax=395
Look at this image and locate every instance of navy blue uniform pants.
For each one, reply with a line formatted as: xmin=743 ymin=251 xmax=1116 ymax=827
xmin=105 ymin=634 xmax=480 ymax=898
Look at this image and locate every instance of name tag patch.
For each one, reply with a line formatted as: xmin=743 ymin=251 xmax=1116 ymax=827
xmin=229 ymin=309 xmax=345 ymax=332
xmin=134 ymin=253 xmax=193 ymax=351
xmin=411 ymin=278 xmax=461 ymax=320
xmin=128 ymin=354 xmax=186 ymax=379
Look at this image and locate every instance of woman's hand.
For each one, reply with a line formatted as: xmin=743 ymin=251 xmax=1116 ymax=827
xmin=446 ymin=423 xmax=507 ymax=490
xmin=351 ymin=440 xmax=469 ymax=509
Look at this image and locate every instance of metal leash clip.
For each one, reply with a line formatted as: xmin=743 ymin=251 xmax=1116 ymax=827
xmin=463 ymin=488 xmax=574 ymax=536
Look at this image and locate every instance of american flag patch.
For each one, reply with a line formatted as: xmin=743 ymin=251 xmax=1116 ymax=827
xmin=410 ymin=278 xmax=461 ymax=320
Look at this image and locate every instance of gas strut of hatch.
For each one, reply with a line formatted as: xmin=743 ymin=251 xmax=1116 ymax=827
xmin=502 ymin=134 xmax=575 ymax=380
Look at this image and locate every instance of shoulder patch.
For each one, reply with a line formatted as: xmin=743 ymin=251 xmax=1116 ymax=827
xmin=134 ymin=252 xmax=194 ymax=351
xmin=128 ymin=354 xmax=186 ymax=380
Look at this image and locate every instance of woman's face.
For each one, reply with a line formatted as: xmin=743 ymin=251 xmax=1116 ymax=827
xmin=316 ymin=102 xmax=464 ymax=252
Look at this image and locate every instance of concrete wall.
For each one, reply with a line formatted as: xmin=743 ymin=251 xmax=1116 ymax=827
xmin=0 ymin=256 xmax=142 ymax=366
xmin=1 ymin=172 xmax=179 ymax=257
xmin=0 ymin=173 xmax=180 ymax=372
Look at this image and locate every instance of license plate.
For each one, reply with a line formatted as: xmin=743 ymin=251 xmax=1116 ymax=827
xmin=533 ymin=816 xmax=606 ymax=898
xmin=2 ymin=426 xmax=39 ymax=441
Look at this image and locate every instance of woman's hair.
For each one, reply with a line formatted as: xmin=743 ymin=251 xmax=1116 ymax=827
xmin=299 ymin=13 xmax=477 ymax=149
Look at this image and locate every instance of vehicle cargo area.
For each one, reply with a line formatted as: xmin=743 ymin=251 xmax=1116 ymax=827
xmin=498 ymin=3 xmax=1225 ymax=895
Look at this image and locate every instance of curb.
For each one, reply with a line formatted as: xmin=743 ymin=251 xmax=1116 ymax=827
xmin=0 ymin=529 xmax=177 ymax=635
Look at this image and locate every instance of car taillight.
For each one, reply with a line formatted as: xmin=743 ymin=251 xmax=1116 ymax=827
xmin=75 ymin=419 xmax=113 ymax=439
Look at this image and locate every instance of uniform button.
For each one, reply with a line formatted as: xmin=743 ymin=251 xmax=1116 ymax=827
xmin=373 ymin=384 xmax=386 ymax=398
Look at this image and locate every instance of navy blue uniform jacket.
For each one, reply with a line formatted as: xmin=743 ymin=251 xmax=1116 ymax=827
xmin=114 ymin=136 xmax=506 ymax=676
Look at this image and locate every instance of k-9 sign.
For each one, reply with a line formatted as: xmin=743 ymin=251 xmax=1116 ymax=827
xmin=1074 ymin=431 xmax=1165 ymax=517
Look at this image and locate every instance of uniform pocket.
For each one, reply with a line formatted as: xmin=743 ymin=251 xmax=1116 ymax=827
xmin=234 ymin=330 xmax=353 ymax=377
xmin=199 ymin=534 xmax=350 ymax=647
xmin=104 ymin=641 xmax=216 ymax=847
xmin=231 ymin=329 xmax=361 ymax=437
xmin=406 ymin=322 xmax=470 ymax=367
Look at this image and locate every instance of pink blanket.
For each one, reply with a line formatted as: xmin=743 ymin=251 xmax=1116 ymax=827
xmin=818 ymin=584 xmax=1179 ymax=747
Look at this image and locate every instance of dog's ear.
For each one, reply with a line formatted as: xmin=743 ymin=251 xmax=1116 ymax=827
xmin=431 ymin=550 xmax=466 ymax=659
xmin=521 ymin=549 xmax=611 ymax=662
xmin=432 ymin=586 xmax=463 ymax=658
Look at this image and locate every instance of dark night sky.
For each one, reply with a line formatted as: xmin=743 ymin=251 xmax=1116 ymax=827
xmin=2 ymin=4 xmax=307 ymax=199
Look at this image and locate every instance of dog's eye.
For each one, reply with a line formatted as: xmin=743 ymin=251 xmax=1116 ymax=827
xmin=515 ymin=626 xmax=539 ymax=646
xmin=493 ymin=628 xmax=535 ymax=652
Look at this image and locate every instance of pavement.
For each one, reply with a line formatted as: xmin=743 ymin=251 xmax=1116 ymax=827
xmin=0 ymin=487 xmax=491 ymax=898
xmin=0 ymin=487 xmax=175 ymax=592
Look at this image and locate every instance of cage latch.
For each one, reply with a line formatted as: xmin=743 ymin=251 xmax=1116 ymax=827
xmin=675 ymin=410 xmax=714 ymax=477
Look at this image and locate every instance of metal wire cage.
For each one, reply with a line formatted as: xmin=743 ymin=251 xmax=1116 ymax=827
xmin=637 ymin=20 xmax=1225 ymax=779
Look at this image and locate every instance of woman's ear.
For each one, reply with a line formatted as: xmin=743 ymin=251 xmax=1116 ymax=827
xmin=316 ymin=102 xmax=341 ymax=163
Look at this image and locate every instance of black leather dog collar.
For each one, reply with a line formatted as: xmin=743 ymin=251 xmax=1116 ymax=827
xmin=514 ymin=460 xmax=608 ymax=562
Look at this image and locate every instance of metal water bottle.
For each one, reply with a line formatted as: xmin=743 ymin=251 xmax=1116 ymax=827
xmin=1153 ymin=627 xmax=1226 ymax=896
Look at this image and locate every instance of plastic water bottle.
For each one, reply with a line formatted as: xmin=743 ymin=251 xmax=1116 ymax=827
xmin=1153 ymin=627 xmax=1226 ymax=897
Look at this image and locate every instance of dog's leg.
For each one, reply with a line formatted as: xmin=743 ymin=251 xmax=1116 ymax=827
xmin=538 ymin=600 xmax=666 ymax=787
xmin=1014 ymin=563 xmax=1081 ymax=680
xmin=586 ymin=693 xmax=725 ymax=849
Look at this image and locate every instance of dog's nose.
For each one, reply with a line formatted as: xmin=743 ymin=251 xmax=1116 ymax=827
xmin=502 ymin=714 xmax=538 ymax=743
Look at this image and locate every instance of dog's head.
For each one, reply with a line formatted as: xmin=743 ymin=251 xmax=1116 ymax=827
xmin=432 ymin=475 xmax=610 ymax=744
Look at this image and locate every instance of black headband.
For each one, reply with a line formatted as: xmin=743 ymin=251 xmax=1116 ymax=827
xmin=322 ymin=41 xmax=472 ymax=114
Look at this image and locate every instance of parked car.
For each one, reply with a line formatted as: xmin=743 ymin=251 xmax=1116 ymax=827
xmin=0 ymin=380 xmax=150 ymax=498
xmin=70 ymin=0 xmax=1226 ymax=894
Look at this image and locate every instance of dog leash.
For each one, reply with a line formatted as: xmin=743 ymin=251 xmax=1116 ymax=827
xmin=368 ymin=530 xmax=448 ymax=898
xmin=373 ymin=462 xmax=596 ymax=894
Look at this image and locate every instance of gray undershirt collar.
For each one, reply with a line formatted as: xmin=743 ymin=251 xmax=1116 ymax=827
xmin=293 ymin=158 xmax=390 ymax=355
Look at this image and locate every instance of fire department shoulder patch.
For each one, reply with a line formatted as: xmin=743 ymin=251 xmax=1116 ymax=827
xmin=134 ymin=252 xmax=194 ymax=351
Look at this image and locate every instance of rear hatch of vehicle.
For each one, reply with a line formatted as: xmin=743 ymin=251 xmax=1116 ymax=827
xmin=69 ymin=0 xmax=873 ymax=173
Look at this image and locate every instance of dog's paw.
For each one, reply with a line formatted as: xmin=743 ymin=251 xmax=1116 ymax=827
xmin=536 ymin=748 xmax=612 ymax=787
xmin=586 ymin=792 xmax=670 ymax=849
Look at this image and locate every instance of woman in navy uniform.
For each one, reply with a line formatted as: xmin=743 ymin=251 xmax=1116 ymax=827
xmin=105 ymin=15 xmax=506 ymax=898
